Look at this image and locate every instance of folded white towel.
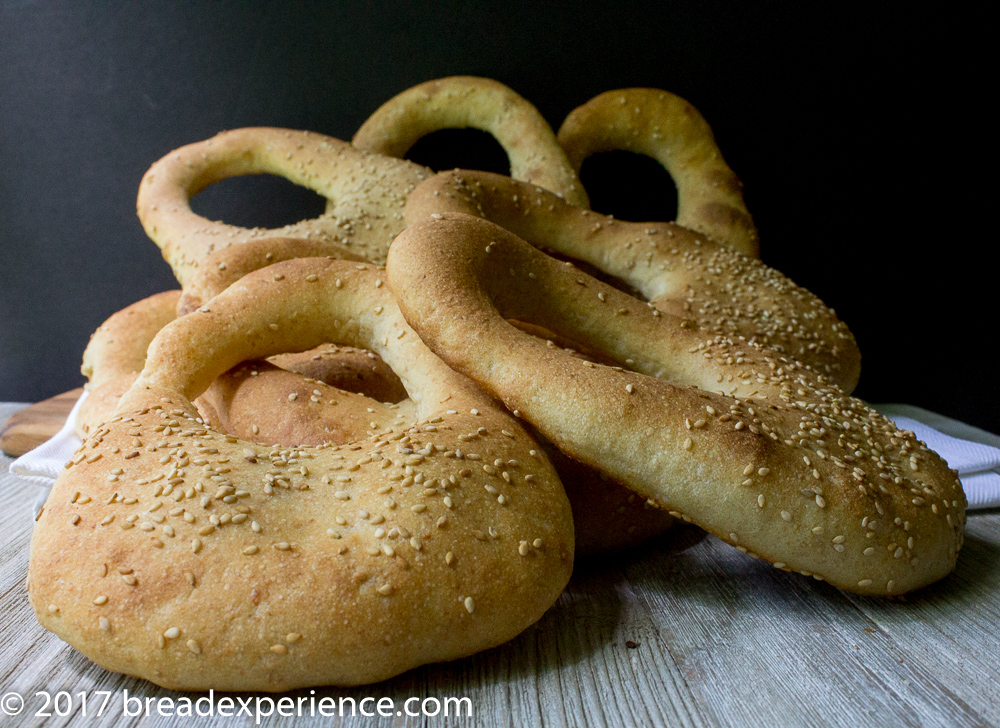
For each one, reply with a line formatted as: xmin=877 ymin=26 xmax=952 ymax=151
xmin=877 ymin=404 xmax=1000 ymax=509
xmin=9 ymin=394 xmax=1000 ymax=518
xmin=9 ymin=391 xmax=89 ymax=518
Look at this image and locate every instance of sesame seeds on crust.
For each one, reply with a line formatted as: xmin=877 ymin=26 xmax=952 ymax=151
xmin=353 ymin=76 xmax=588 ymax=208
xmin=136 ymin=128 xmax=431 ymax=287
xmin=403 ymin=171 xmax=861 ymax=392
xmin=557 ymin=88 xmax=758 ymax=257
xmin=386 ymin=214 xmax=966 ymax=597
xmin=28 ymin=258 xmax=574 ymax=691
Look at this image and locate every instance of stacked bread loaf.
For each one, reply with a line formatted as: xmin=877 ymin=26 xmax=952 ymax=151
xmin=28 ymin=77 xmax=966 ymax=691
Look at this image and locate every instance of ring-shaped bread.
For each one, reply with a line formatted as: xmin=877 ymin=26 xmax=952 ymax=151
xmin=29 ymin=257 xmax=574 ymax=690
xmin=77 ymin=288 xmax=405 ymax=439
xmin=558 ymin=88 xmax=758 ymax=257
xmin=387 ymin=214 xmax=966 ymax=596
xmin=353 ymin=76 xmax=589 ymax=208
xmin=186 ymin=238 xmax=674 ymax=555
xmin=136 ymin=128 xmax=431 ymax=286
xmin=405 ymin=170 xmax=860 ymax=392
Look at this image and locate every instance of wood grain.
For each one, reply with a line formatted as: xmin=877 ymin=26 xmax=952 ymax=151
xmin=0 ymin=388 xmax=82 ymax=457
xmin=1 ymin=406 xmax=998 ymax=727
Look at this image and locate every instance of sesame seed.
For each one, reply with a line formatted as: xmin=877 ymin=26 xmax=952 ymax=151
xmin=464 ymin=596 xmax=475 ymax=614
xmin=93 ymin=595 xmax=108 ymax=605
xmin=270 ymin=644 xmax=289 ymax=655
xmin=164 ymin=627 xmax=180 ymax=639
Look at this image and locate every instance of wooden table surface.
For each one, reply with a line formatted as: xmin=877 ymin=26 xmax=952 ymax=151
xmin=2 ymin=401 xmax=999 ymax=728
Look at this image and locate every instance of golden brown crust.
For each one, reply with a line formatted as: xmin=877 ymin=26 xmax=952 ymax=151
xmin=77 ymin=291 xmax=182 ymax=437
xmin=354 ymin=76 xmax=589 ymax=208
xmin=177 ymin=237 xmax=367 ymax=314
xmin=183 ymin=236 xmax=673 ymax=555
xmin=30 ymin=258 xmax=575 ymax=690
xmin=269 ymin=344 xmax=409 ymax=403
xmin=198 ymin=359 xmax=417 ymax=447
xmin=557 ymin=88 xmax=758 ymax=257
xmin=387 ymin=215 xmax=966 ymax=596
xmin=178 ymin=199 xmax=677 ymax=555
xmin=534 ymin=435 xmax=674 ymax=556
xmin=406 ymin=170 xmax=860 ymax=392
xmin=136 ymin=128 xmax=430 ymax=286
xmin=207 ymin=357 xmax=672 ymax=555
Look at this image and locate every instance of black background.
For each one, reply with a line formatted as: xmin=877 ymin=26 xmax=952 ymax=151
xmin=0 ymin=3 xmax=993 ymax=431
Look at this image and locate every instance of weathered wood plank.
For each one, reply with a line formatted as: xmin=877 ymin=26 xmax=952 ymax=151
xmin=843 ymin=514 xmax=1000 ymax=720
xmin=624 ymin=529 xmax=991 ymax=728
xmin=2 ymin=407 xmax=999 ymax=728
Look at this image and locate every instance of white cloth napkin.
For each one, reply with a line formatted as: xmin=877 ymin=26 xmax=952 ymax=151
xmin=9 ymin=391 xmax=89 ymax=519
xmin=877 ymin=404 xmax=1000 ymax=509
xmin=9 ymin=394 xmax=1000 ymax=517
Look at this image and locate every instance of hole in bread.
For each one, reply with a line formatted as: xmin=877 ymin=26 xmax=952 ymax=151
xmin=197 ymin=346 xmax=413 ymax=448
xmin=268 ymin=345 xmax=408 ymax=404
xmin=405 ymin=128 xmax=511 ymax=176
xmin=580 ymin=150 xmax=678 ymax=223
xmin=190 ymin=174 xmax=327 ymax=229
